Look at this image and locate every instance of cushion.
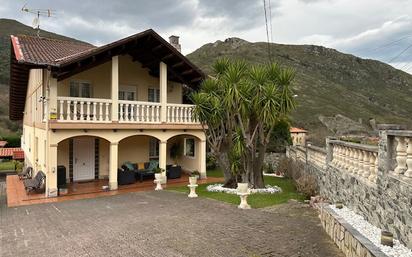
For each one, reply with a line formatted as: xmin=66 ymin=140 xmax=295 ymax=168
xmin=138 ymin=162 xmax=145 ymax=170
xmin=147 ymin=160 xmax=159 ymax=171
xmin=124 ymin=162 xmax=134 ymax=171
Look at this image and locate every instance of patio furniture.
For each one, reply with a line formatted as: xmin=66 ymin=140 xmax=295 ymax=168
xmin=166 ymin=165 xmax=182 ymax=179
xmin=118 ymin=168 xmax=136 ymax=185
xmin=18 ymin=166 xmax=33 ymax=180
xmin=24 ymin=170 xmax=46 ymax=193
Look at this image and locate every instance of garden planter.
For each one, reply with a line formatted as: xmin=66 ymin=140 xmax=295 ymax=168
xmin=237 ymin=183 xmax=249 ymax=194
xmin=189 ymin=176 xmax=198 ymax=185
xmin=237 ymin=183 xmax=251 ymax=209
xmin=154 ymin=173 xmax=163 ymax=190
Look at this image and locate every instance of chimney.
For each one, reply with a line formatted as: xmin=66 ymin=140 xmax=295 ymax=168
xmin=169 ymin=35 xmax=181 ymax=52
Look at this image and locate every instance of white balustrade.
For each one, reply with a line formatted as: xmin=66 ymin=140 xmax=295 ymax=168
xmin=118 ymin=100 xmax=161 ymax=123
xmin=330 ymin=141 xmax=378 ymax=183
xmin=392 ymin=136 xmax=412 ymax=178
xmin=57 ymin=97 xmax=112 ymax=122
xmin=167 ymin=104 xmax=197 ymax=123
xmin=307 ymin=146 xmax=327 ymax=169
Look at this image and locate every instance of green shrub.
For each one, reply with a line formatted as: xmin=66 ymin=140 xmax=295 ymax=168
xmin=206 ymin=153 xmax=217 ymax=170
xmin=0 ymin=135 xmax=21 ymax=147
xmin=267 ymin=119 xmax=292 ymax=153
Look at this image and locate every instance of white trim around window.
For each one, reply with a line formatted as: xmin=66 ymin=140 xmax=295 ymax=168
xmin=183 ymin=137 xmax=196 ymax=159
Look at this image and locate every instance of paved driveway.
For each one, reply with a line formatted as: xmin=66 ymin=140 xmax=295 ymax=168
xmin=0 ymin=182 xmax=343 ymax=257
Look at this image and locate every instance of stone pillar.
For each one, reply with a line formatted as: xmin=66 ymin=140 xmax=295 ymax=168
xmin=160 ymin=62 xmax=167 ymax=123
xmin=159 ymin=140 xmax=167 ymax=184
xmin=405 ymin=138 xmax=412 ymax=177
xmin=325 ymin=137 xmax=334 ymax=167
xmin=199 ymin=140 xmax=207 ymax=179
xmin=46 ymin=144 xmax=58 ymax=197
xmin=109 ymin=142 xmax=118 ymax=190
xmin=394 ymin=137 xmax=407 ymax=175
xmin=362 ymin=151 xmax=370 ymax=178
xmin=111 ymin=56 xmax=119 ymax=122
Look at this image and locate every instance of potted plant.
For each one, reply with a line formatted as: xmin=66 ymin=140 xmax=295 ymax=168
xmin=154 ymin=167 xmax=163 ymax=181
xmin=189 ymin=170 xmax=200 ymax=185
xmin=170 ymin=142 xmax=182 ymax=166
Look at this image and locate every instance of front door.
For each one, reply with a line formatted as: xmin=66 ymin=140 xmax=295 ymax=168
xmin=73 ymin=137 xmax=95 ymax=181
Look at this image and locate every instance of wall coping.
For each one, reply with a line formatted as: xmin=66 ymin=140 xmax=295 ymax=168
xmin=307 ymin=144 xmax=327 ymax=154
xmin=317 ymin=203 xmax=389 ymax=257
xmin=329 ymin=140 xmax=378 ymax=153
xmin=387 ymin=130 xmax=412 ymax=137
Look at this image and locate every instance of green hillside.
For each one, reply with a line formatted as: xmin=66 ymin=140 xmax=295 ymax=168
xmin=187 ymin=38 xmax=412 ymax=143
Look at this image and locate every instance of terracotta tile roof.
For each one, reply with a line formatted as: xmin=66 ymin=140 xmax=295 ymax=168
xmin=12 ymin=150 xmax=24 ymax=160
xmin=0 ymin=141 xmax=8 ymax=148
xmin=11 ymin=35 xmax=95 ymax=66
xmin=290 ymin=127 xmax=308 ymax=133
xmin=0 ymin=148 xmax=23 ymax=158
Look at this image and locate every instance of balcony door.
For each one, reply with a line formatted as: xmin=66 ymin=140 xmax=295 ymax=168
xmin=70 ymin=81 xmax=92 ymax=98
xmin=119 ymin=85 xmax=136 ymax=101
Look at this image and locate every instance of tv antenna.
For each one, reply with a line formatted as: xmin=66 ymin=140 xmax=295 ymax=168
xmin=21 ymin=3 xmax=54 ymax=37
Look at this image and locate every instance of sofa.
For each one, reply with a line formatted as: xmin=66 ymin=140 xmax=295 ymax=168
xmin=117 ymin=168 xmax=136 ymax=185
xmin=122 ymin=160 xmax=158 ymax=182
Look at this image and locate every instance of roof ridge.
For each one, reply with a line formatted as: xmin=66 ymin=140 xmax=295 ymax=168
xmin=15 ymin=34 xmax=94 ymax=47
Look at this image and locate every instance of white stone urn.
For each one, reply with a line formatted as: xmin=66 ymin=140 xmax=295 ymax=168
xmin=189 ymin=176 xmax=198 ymax=185
xmin=154 ymin=173 xmax=163 ymax=190
xmin=237 ymin=183 xmax=249 ymax=194
xmin=237 ymin=182 xmax=251 ymax=209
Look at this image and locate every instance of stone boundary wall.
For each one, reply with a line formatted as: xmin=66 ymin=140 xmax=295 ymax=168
xmin=318 ymin=204 xmax=388 ymax=257
xmin=287 ymin=126 xmax=412 ymax=249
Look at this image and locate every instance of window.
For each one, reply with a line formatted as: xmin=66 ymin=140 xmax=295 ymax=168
xmin=149 ymin=138 xmax=159 ymax=158
xmin=70 ymin=81 xmax=92 ymax=98
xmin=148 ymin=88 xmax=160 ymax=102
xmin=119 ymin=86 xmax=136 ymax=101
xmin=184 ymin=138 xmax=195 ymax=158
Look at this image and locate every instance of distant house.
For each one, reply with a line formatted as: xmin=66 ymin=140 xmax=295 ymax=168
xmin=9 ymin=30 xmax=206 ymax=197
xmin=290 ymin=127 xmax=307 ymax=146
xmin=0 ymin=141 xmax=8 ymax=148
xmin=0 ymin=147 xmax=23 ymax=160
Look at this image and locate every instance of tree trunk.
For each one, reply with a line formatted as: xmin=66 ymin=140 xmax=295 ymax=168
xmin=214 ymin=150 xmax=237 ymax=188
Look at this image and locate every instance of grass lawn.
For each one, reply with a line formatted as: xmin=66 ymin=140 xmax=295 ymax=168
xmin=168 ymin=169 xmax=305 ymax=208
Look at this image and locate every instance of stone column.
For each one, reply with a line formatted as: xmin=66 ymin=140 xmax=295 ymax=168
xmin=48 ymin=77 xmax=58 ymax=120
xmin=199 ymin=140 xmax=207 ymax=179
xmin=362 ymin=151 xmax=370 ymax=178
xmin=46 ymin=144 xmax=58 ymax=197
xmin=111 ymin=56 xmax=119 ymax=122
xmin=109 ymin=142 xmax=118 ymax=190
xmin=405 ymin=138 xmax=412 ymax=178
xmin=368 ymin=152 xmax=377 ymax=182
xmin=159 ymin=140 xmax=167 ymax=184
xmin=394 ymin=137 xmax=407 ymax=175
xmin=160 ymin=62 xmax=167 ymax=123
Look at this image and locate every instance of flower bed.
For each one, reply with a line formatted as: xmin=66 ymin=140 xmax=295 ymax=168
xmin=206 ymin=184 xmax=282 ymax=194
xmin=330 ymin=205 xmax=412 ymax=257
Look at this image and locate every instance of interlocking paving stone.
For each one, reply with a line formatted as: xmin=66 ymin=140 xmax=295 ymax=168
xmin=0 ymin=181 xmax=343 ymax=257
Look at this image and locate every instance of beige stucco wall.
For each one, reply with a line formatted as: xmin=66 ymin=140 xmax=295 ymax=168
xmin=57 ymin=55 xmax=182 ymax=103
xmin=57 ymin=139 xmax=69 ymax=180
xmin=23 ymin=69 xmax=45 ymax=126
xmin=291 ymin=132 xmax=307 ymax=146
xmin=99 ymin=140 xmax=110 ymax=178
xmin=22 ymin=124 xmax=47 ymax=175
xmin=118 ymin=136 xmax=150 ymax=166
xmin=166 ymin=135 xmax=202 ymax=173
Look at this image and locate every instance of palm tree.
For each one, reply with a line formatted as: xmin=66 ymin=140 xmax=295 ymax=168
xmin=191 ymin=58 xmax=296 ymax=188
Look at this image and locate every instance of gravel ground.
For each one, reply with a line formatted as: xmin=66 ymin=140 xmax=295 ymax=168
xmin=0 ymin=181 xmax=343 ymax=257
xmin=331 ymin=205 xmax=412 ymax=257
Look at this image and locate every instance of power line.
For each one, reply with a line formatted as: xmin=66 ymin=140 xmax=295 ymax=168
xmin=262 ymin=0 xmax=272 ymax=61
xmin=387 ymin=42 xmax=412 ymax=63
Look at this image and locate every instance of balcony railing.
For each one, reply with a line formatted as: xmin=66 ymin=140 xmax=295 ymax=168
xmin=55 ymin=97 xmax=198 ymax=124
xmin=57 ymin=97 xmax=112 ymax=122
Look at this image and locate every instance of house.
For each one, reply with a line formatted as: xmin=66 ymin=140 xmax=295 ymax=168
xmin=0 ymin=141 xmax=8 ymax=148
xmin=0 ymin=147 xmax=23 ymax=159
xmin=290 ymin=127 xmax=307 ymax=146
xmin=10 ymin=29 xmax=207 ymax=197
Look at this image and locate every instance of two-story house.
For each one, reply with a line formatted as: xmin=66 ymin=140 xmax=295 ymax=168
xmin=9 ymin=29 xmax=206 ymax=197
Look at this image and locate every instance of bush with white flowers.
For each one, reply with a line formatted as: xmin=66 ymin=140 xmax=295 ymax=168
xmin=206 ymin=184 xmax=282 ymax=194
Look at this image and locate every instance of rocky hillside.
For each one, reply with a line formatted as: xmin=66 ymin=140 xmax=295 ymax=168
xmin=0 ymin=19 xmax=89 ymax=135
xmin=187 ymin=38 xmax=412 ymax=144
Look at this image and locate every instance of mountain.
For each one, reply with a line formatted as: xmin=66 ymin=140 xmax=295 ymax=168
xmin=0 ymin=19 xmax=89 ymax=135
xmin=187 ymin=38 xmax=412 ymax=144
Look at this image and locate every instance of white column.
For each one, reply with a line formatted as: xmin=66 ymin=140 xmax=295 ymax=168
xmin=159 ymin=140 xmax=167 ymax=184
xmin=199 ymin=140 xmax=207 ymax=179
xmin=160 ymin=62 xmax=167 ymax=123
xmin=46 ymin=144 xmax=58 ymax=197
xmin=48 ymin=78 xmax=58 ymax=120
xmin=109 ymin=142 xmax=118 ymax=190
xmin=111 ymin=56 xmax=119 ymax=122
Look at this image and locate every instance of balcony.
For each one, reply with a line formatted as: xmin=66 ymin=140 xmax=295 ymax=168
xmin=55 ymin=96 xmax=198 ymax=124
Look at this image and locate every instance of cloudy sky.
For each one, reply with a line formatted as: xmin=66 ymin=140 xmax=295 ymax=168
xmin=2 ymin=0 xmax=412 ymax=72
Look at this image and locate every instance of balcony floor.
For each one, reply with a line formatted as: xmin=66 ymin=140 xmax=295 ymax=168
xmin=6 ymin=174 xmax=223 ymax=207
